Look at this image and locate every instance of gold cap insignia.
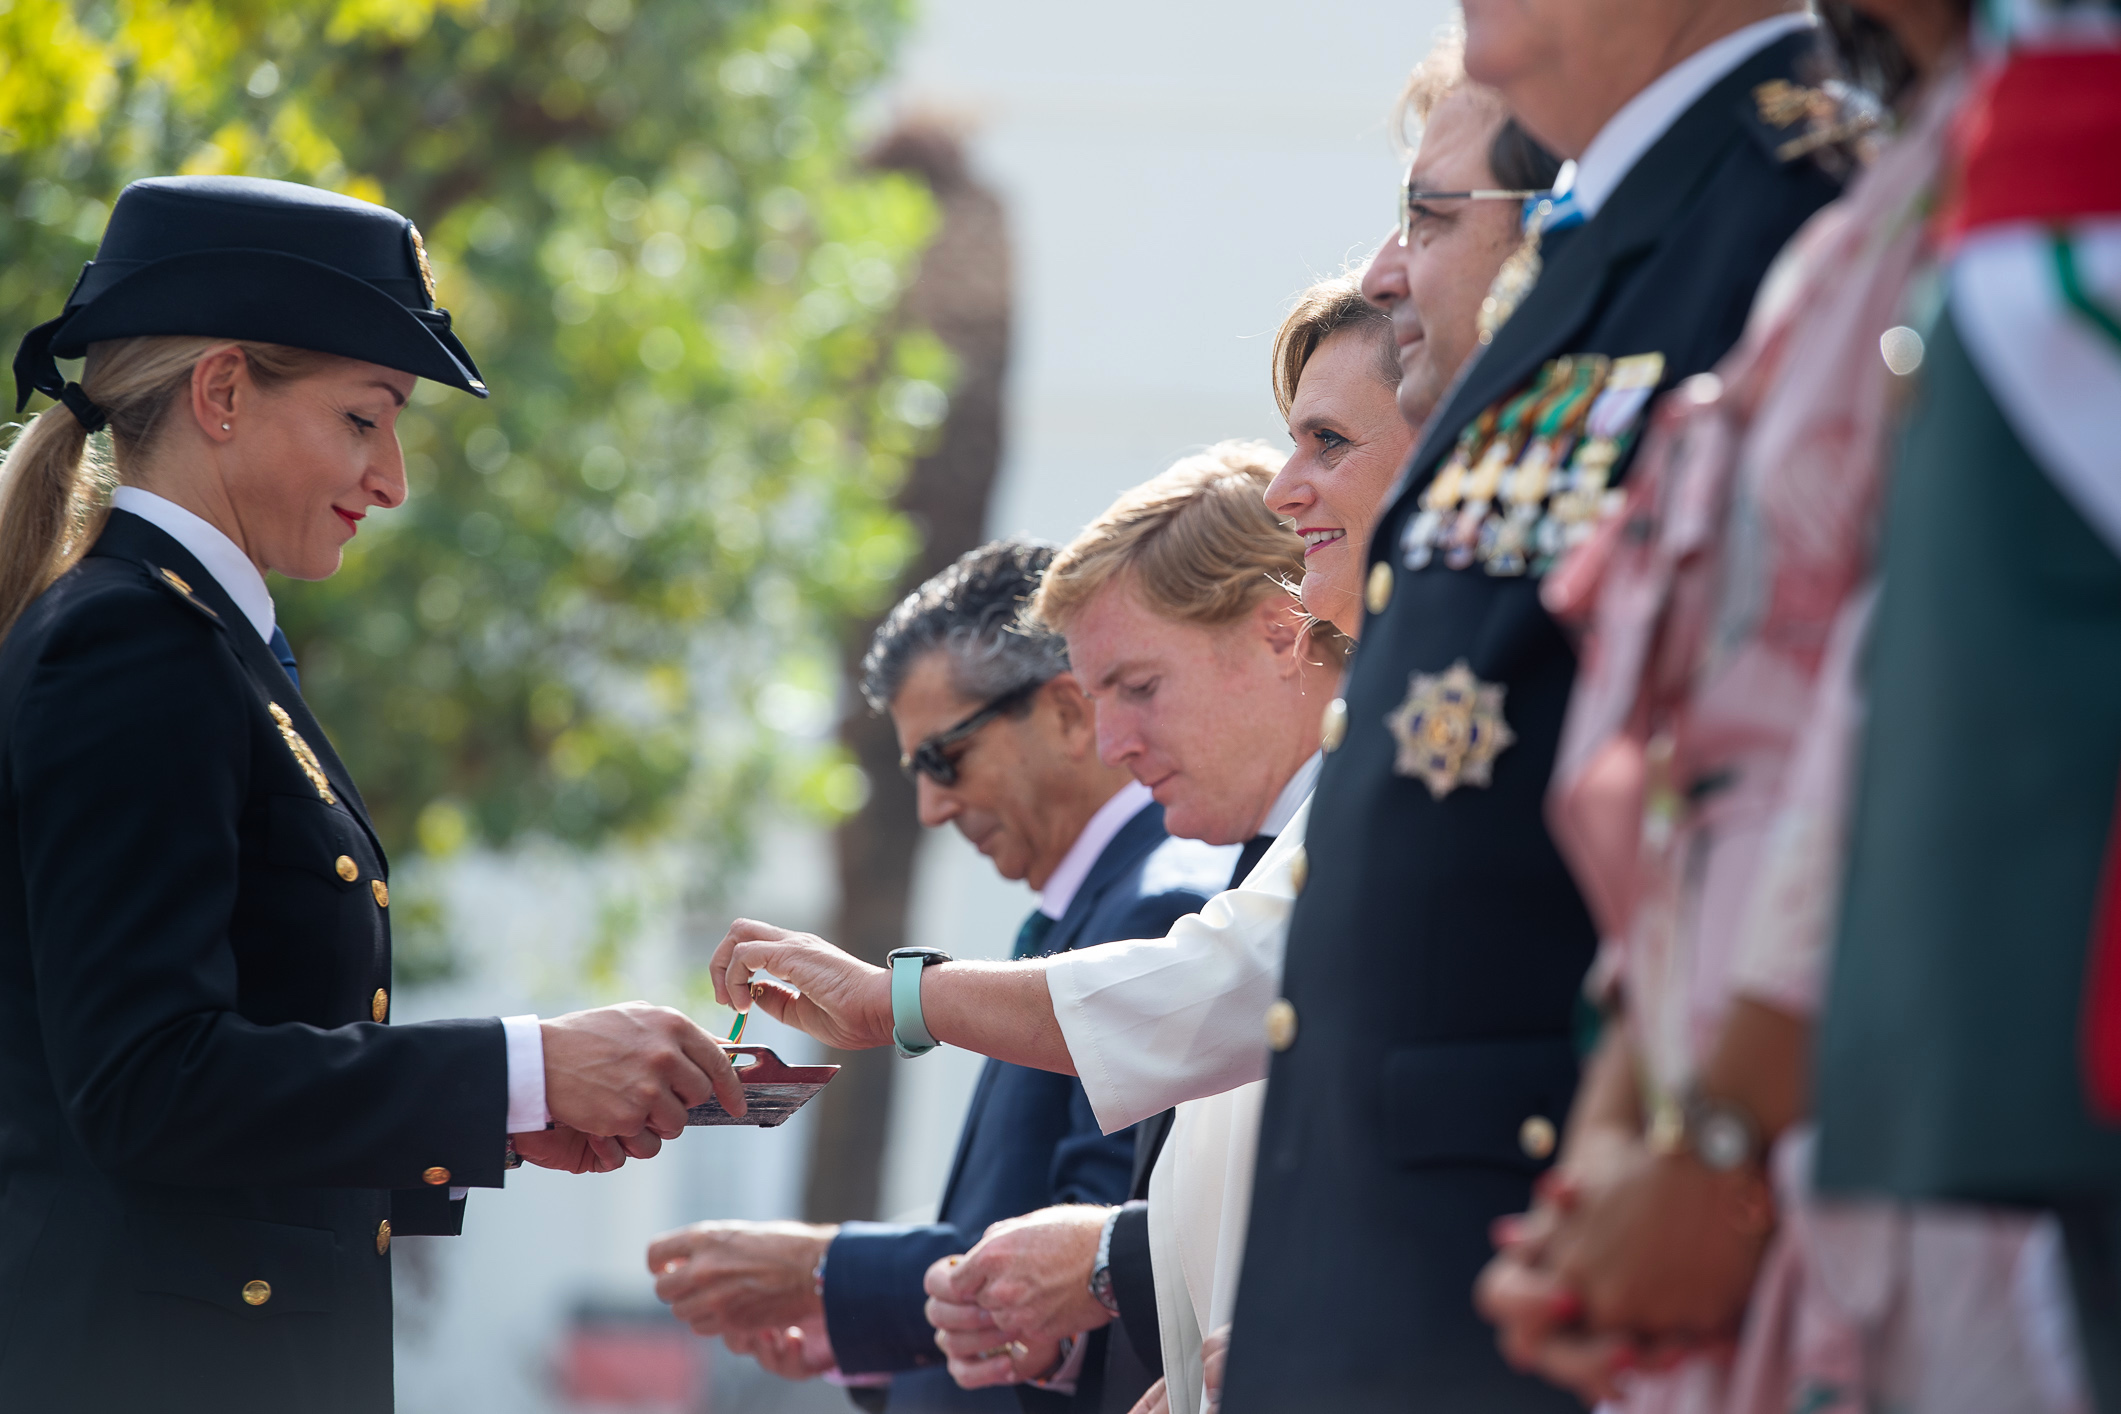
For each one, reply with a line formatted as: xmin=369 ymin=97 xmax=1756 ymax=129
xmin=1386 ymin=659 xmax=1516 ymax=799
xmin=408 ymin=224 xmax=437 ymax=303
xmin=268 ymin=702 xmax=338 ymax=805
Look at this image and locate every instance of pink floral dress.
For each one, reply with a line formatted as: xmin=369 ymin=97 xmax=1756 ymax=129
xmin=1543 ymin=68 xmax=2082 ymax=1414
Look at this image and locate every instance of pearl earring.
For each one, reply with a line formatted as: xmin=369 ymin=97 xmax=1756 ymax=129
xmin=222 ymin=423 xmax=231 ymax=431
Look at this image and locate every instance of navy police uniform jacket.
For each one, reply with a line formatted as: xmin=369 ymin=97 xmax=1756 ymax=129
xmin=1222 ymin=30 xmax=1843 ymax=1414
xmin=822 ymin=802 xmax=1228 ymax=1413
xmin=0 ymin=511 xmax=505 ymax=1412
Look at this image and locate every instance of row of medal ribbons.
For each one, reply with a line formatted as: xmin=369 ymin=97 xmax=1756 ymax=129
xmin=1401 ymin=351 xmax=1665 ymax=577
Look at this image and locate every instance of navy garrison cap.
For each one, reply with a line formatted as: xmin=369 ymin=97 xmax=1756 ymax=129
xmin=13 ymin=175 xmax=487 ymax=424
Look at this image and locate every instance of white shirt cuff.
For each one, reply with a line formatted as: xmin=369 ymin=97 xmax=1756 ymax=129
xmin=501 ymin=1014 xmax=550 ymax=1133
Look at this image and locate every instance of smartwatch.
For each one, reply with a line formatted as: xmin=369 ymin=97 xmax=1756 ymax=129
xmin=886 ymin=947 xmax=952 ymax=1059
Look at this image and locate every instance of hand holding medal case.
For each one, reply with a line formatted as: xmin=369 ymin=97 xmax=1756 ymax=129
xmin=686 ymin=1045 xmax=839 ymax=1127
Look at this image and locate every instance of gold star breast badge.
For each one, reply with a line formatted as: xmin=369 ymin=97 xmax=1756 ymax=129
xmin=1386 ymin=659 xmax=1515 ymax=800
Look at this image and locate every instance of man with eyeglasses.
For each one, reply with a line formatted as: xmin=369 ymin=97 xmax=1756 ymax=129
xmin=647 ymin=538 xmax=1230 ymax=1413
xmin=1211 ymin=0 xmax=1851 ymax=1409
xmin=1363 ymin=34 xmax=1562 ymax=437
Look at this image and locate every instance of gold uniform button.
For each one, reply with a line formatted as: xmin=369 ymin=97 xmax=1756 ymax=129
xmin=335 ymin=855 xmax=359 ymax=882
xmin=1288 ymin=847 xmax=1308 ymax=894
xmin=376 ymin=1220 xmax=392 ymax=1256
xmin=1264 ymin=998 xmax=1298 ymax=1053
xmin=1366 ymin=560 xmax=1394 ymax=616
xmin=1321 ymin=697 xmax=1348 ymax=753
xmin=1519 ymin=1115 xmax=1557 ymax=1161
xmin=371 ymin=988 xmax=389 ymax=1023
xmin=422 ymin=1165 xmax=451 ymax=1186
xmin=371 ymin=879 xmax=390 ymax=907
xmin=241 ymin=1279 xmax=272 ymax=1306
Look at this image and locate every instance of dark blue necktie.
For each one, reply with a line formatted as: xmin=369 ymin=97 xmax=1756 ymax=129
xmin=268 ymin=625 xmax=301 ymax=691
xmin=1231 ymin=834 xmax=1275 ymax=890
xmin=1013 ymin=909 xmax=1057 ymax=960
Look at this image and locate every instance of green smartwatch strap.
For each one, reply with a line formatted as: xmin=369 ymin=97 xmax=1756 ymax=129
xmin=890 ymin=950 xmax=945 ymax=1058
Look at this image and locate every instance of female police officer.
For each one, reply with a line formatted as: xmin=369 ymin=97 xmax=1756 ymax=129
xmin=0 ymin=175 xmax=745 ymax=1412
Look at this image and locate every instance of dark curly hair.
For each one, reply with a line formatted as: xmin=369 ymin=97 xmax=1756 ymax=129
xmin=858 ymin=537 xmax=1068 ymax=713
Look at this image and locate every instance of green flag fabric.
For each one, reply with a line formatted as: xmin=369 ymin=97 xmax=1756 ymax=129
xmin=1816 ymin=303 xmax=2121 ymax=1203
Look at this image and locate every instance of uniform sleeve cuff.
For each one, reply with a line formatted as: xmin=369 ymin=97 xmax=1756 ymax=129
xmin=501 ymin=1014 xmax=549 ymax=1133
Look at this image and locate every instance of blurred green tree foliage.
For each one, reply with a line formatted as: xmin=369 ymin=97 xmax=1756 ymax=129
xmin=1 ymin=0 xmax=945 ymax=879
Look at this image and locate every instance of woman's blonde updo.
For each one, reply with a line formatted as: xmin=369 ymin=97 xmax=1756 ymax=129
xmin=0 ymin=338 xmax=328 ymax=638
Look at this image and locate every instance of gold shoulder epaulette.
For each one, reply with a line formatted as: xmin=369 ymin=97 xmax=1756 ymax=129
xmin=1752 ymin=78 xmax=1880 ymax=164
xmin=147 ymin=564 xmax=222 ymax=623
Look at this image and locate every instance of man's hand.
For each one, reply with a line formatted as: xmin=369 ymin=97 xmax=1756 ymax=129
xmin=926 ymin=1205 xmax=1112 ymax=1344
xmin=923 ymin=1259 xmax=1069 ymax=1391
xmin=710 ymin=920 xmax=894 ymax=1051
xmin=512 ymin=1125 xmax=661 ymax=1173
xmin=723 ymin=1317 xmax=837 ymax=1382
xmin=541 ymin=1001 xmax=745 ymax=1136
xmin=647 ymin=1220 xmax=836 ymax=1335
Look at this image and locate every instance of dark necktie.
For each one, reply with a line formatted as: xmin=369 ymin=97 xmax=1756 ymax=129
xmin=1231 ymin=834 xmax=1275 ymax=890
xmin=267 ymin=625 xmax=301 ymax=692
xmin=1013 ymin=908 xmax=1057 ymax=960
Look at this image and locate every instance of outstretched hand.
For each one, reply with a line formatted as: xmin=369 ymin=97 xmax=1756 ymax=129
xmin=541 ymin=1000 xmax=746 ymax=1135
xmin=723 ymin=1318 xmax=838 ymax=1382
xmin=710 ymin=919 xmax=895 ymax=1052
xmin=512 ymin=1124 xmax=662 ymax=1173
xmin=647 ymin=1219 xmax=835 ymax=1335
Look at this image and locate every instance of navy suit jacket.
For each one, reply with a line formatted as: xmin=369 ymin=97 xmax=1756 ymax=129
xmin=823 ymin=801 xmax=1231 ymax=1412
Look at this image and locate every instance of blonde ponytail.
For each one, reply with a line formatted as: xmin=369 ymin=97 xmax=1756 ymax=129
xmin=0 ymin=337 xmax=332 ymax=639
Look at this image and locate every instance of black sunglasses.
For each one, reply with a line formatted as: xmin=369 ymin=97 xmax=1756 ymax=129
xmin=900 ymin=680 xmax=1044 ymax=786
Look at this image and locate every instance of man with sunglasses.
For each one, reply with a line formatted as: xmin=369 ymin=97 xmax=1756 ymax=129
xmin=649 ymin=538 xmax=1231 ymax=1413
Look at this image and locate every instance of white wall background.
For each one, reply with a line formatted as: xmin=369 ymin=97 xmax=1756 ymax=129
xmin=394 ymin=2 xmax=1451 ymax=1409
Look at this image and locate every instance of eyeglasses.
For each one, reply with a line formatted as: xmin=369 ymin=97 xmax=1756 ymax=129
xmin=899 ymin=680 xmax=1043 ymax=787
xmin=1399 ymin=165 xmax=1553 ymax=247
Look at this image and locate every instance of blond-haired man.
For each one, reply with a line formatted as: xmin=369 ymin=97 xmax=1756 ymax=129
xmin=708 ymin=443 xmax=1333 ymax=1411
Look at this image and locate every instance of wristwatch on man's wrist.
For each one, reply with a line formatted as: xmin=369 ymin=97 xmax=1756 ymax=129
xmin=1647 ymin=1090 xmax=1764 ymax=1172
xmin=1088 ymin=1206 xmax=1123 ymax=1316
xmin=886 ymin=947 xmax=952 ymax=1059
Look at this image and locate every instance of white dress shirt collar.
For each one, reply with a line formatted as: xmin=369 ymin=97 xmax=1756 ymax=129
xmin=1037 ymin=779 xmax=1154 ymax=922
xmin=110 ymin=486 xmax=276 ymax=643
xmin=1559 ymin=12 xmax=1815 ymax=220
xmin=1261 ymin=752 xmax=1322 ymax=838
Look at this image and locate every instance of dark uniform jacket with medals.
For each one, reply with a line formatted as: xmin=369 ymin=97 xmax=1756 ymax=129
xmin=0 ymin=510 xmax=506 ymax=1413
xmin=1220 ymin=31 xmax=1843 ymax=1414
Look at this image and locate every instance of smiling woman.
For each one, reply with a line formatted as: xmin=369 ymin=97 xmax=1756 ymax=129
xmin=0 ymin=175 xmax=747 ymax=1414
xmin=1262 ymin=276 xmax=1415 ymax=639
